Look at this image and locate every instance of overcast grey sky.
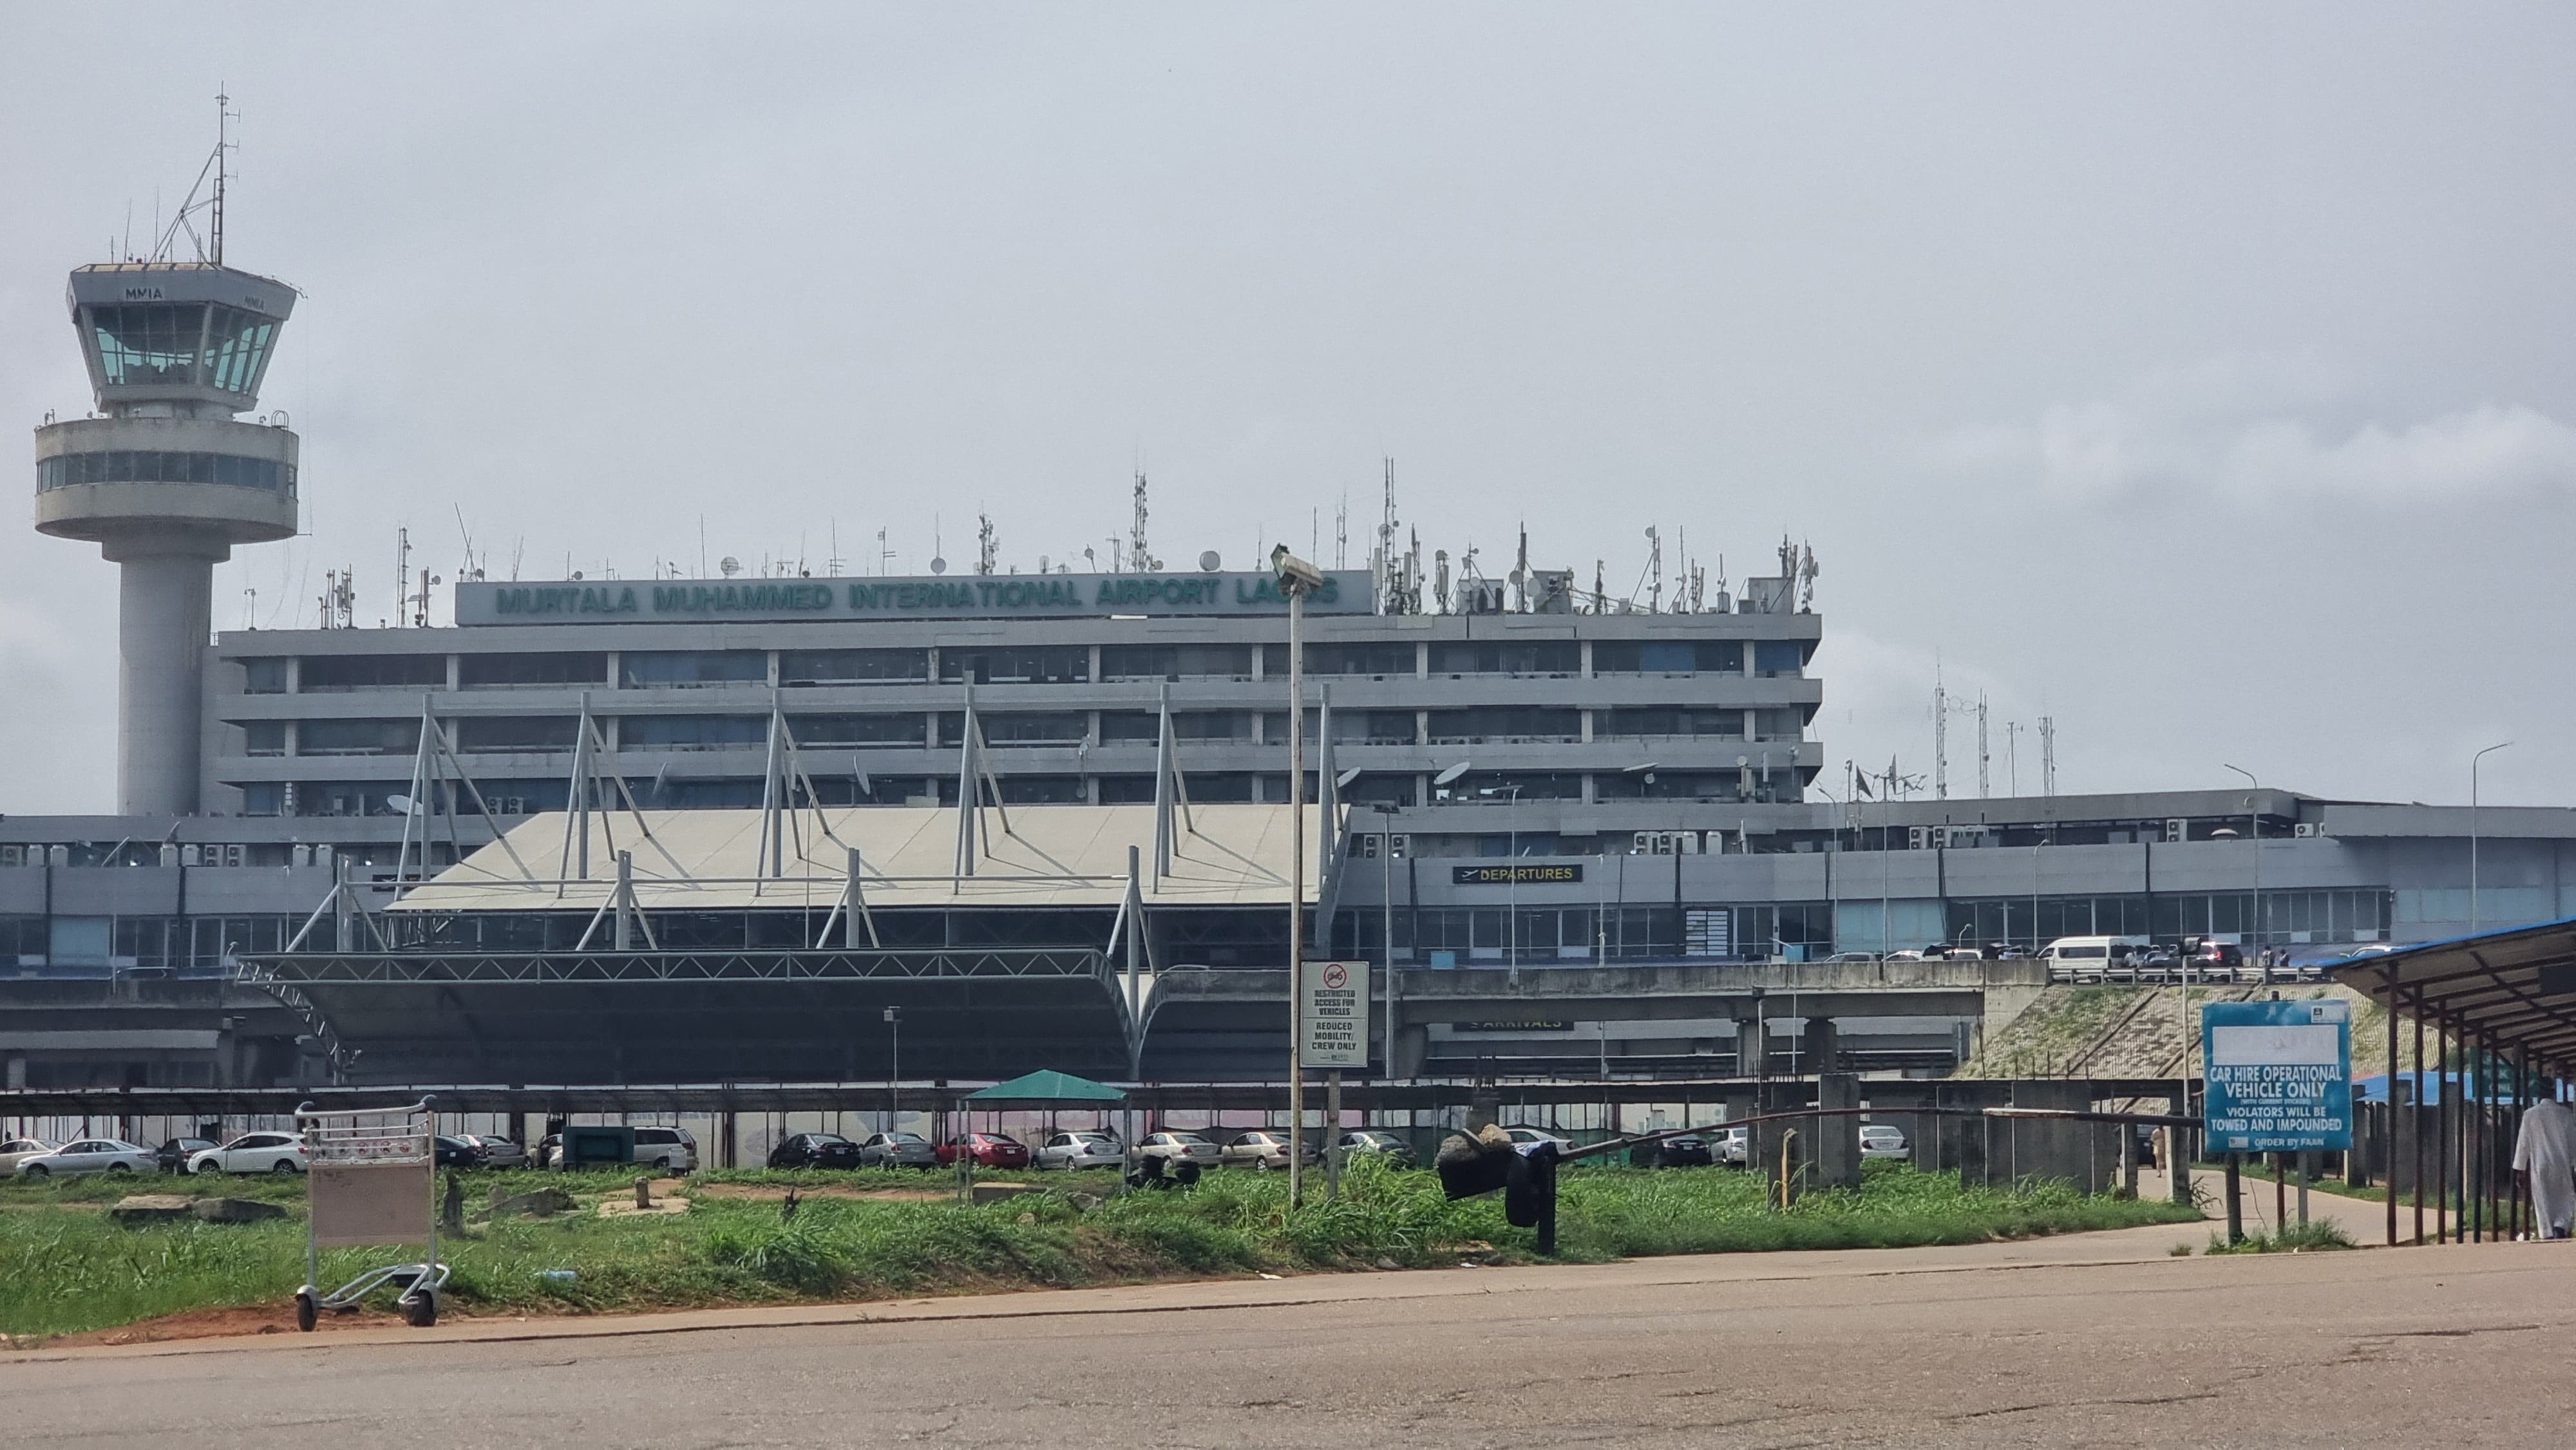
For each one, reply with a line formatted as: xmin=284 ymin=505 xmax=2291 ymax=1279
xmin=5 ymin=5 xmax=2573 ymax=815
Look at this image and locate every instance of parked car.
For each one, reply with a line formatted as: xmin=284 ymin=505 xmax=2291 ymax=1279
xmin=1859 ymin=1124 xmax=1909 ymax=1160
xmin=534 ymin=1133 xmax=563 ymax=1169
xmin=1132 ymin=1131 xmax=1222 ymax=1171
xmin=152 ymin=1136 xmax=219 ymax=1173
xmin=433 ymin=1135 xmax=486 ymax=1169
xmin=1630 ymin=1133 xmax=1712 ymax=1168
xmin=15 ymin=1138 xmax=155 ymax=1177
xmin=769 ymin=1133 xmax=864 ymax=1170
xmin=936 ymin=1132 xmax=1032 ymax=1169
xmin=466 ymin=1135 xmax=529 ymax=1169
xmin=1712 ymin=1126 xmax=1750 ymax=1166
xmin=1821 ymin=952 xmax=1880 ymax=964
xmin=1034 ymin=1131 xmax=1125 ymax=1171
xmin=1336 ymin=1129 xmax=1416 ymax=1166
xmin=189 ymin=1132 xmax=309 ymax=1175
xmin=1502 ymin=1126 xmax=1575 ymax=1156
xmin=858 ymin=1131 xmax=940 ymax=1168
xmin=632 ymin=1126 xmax=697 ymax=1172
xmin=1220 ymin=1130 xmax=1317 ymax=1171
xmin=0 ymin=1138 xmax=56 ymax=1174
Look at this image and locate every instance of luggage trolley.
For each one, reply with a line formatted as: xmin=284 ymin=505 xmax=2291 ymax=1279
xmin=292 ymin=1097 xmax=450 ymax=1330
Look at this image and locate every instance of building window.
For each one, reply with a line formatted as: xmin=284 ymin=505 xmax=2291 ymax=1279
xmin=297 ymin=718 xmax=415 ymax=756
xmin=299 ymin=654 xmax=447 ymax=691
xmin=1442 ymin=771 xmax=1585 ymax=802
xmin=88 ymin=303 xmax=207 ymax=388
xmin=621 ymin=715 xmax=766 ymax=751
xmin=459 ymin=652 xmax=607 ymax=688
xmin=940 ymin=646 xmax=1088 ymax=684
xmin=1303 ymin=643 xmax=1415 ymax=677
xmin=39 ymin=451 xmax=291 ymax=493
xmin=940 ymin=711 xmax=1087 ymax=746
xmin=1099 ymin=644 xmax=1254 ymax=680
xmin=1424 ymin=708 xmax=1582 ymax=744
xmin=620 ymin=651 xmax=766 ymax=688
xmin=1428 ymin=641 xmax=1580 ymax=675
xmin=454 ymin=716 xmax=582 ymax=753
xmin=241 ymin=721 xmax=287 ymax=757
xmin=1601 ymin=707 xmax=1742 ymax=739
xmin=1593 ymin=640 xmax=1743 ymax=674
xmin=790 ymin=714 xmax=926 ymax=748
xmin=1752 ymin=707 xmax=1808 ymax=741
xmin=240 ymin=658 xmax=288 ymax=694
xmin=1753 ymin=641 xmax=1806 ymax=677
xmin=779 ymin=648 xmax=927 ymax=685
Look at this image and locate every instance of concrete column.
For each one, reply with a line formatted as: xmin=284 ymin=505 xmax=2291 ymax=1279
xmin=107 ymin=546 xmax=223 ymax=815
xmin=1392 ymin=1024 xmax=1430 ymax=1078
xmin=1736 ymin=1018 xmax=1766 ymax=1078
xmin=1803 ymin=1017 xmax=1840 ymax=1075
xmin=1815 ymin=1071 xmax=1862 ymax=1190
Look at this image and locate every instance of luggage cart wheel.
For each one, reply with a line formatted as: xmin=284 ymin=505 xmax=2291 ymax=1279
xmin=293 ymin=1291 xmax=318 ymax=1333
xmin=400 ymin=1290 xmax=437 ymax=1328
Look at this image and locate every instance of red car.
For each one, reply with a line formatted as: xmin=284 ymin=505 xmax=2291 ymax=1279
xmin=935 ymin=1132 xmax=1031 ymax=1169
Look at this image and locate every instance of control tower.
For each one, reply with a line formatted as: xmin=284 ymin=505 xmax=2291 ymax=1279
xmin=33 ymin=127 xmax=299 ymax=815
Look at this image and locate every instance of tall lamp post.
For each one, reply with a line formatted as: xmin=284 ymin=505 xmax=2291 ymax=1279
xmin=2222 ymin=764 xmax=2260 ymax=970
xmin=2472 ymin=741 xmax=2513 ymax=934
xmin=1478 ymin=783 xmax=1526 ymax=983
xmin=1271 ymin=545 xmax=1324 ymax=1207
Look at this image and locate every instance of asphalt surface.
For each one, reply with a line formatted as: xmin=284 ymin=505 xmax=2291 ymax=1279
xmin=9 ymin=1221 xmax=2574 ymax=1448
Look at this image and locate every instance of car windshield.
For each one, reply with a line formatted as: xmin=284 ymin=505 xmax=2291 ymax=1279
xmin=811 ymin=1135 xmax=852 ymax=1146
xmin=1173 ymin=1134 xmax=1212 ymax=1145
xmin=1072 ymin=1134 xmax=1111 ymax=1144
xmin=891 ymin=1133 xmax=928 ymax=1144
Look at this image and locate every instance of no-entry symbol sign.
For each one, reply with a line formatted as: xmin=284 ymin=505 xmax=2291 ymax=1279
xmin=1299 ymin=959 xmax=1370 ymax=1069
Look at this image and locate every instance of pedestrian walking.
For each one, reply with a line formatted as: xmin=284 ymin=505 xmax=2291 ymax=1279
xmin=2513 ymin=1095 xmax=2576 ymax=1239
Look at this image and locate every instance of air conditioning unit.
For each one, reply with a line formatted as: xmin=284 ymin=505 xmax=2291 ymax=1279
xmin=1908 ymin=825 xmax=1931 ymax=851
xmin=291 ymin=844 xmax=314 ymax=867
xmin=1386 ymin=833 xmax=1409 ymax=860
xmin=1676 ymin=831 xmax=1703 ymax=854
xmin=2165 ymin=818 xmax=2186 ymax=843
xmin=164 ymin=843 xmax=184 ymax=867
xmin=2293 ymin=822 xmax=2318 ymax=838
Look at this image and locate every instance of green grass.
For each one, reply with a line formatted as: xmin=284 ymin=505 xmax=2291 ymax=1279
xmin=0 ymin=1158 xmax=2202 ymax=1341
xmin=2202 ymin=1219 xmax=2358 ymax=1254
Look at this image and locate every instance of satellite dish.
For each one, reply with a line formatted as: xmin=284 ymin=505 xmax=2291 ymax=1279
xmin=385 ymin=794 xmax=421 ymax=816
xmin=570 ymin=570 xmax=583 ymax=581
xmin=1336 ymin=767 xmax=1363 ymax=788
xmin=1198 ymin=550 xmax=1222 ymax=571
xmin=929 ymin=556 xmax=948 ymax=575
xmin=718 ymin=556 xmax=741 ymax=578
xmin=1432 ymin=762 xmax=1470 ymax=787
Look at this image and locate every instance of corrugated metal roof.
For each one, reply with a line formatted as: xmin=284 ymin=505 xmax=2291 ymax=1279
xmin=390 ymin=803 xmax=1321 ymax=914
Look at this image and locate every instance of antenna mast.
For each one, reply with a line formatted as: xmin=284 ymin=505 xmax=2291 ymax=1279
xmin=1128 ymin=471 xmax=1153 ymax=572
xmin=1976 ymin=693 xmax=1990 ymax=798
xmin=2040 ymin=715 xmax=2058 ymax=797
xmin=1933 ymin=671 xmax=1948 ymax=801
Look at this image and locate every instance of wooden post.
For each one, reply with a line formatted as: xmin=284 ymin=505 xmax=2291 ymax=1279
xmin=2119 ymin=1120 xmax=2139 ymax=1198
xmin=2224 ymin=1153 xmax=2244 ymax=1245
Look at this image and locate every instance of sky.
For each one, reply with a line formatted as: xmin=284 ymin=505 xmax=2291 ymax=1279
xmin=3 ymin=5 xmax=2573 ymax=814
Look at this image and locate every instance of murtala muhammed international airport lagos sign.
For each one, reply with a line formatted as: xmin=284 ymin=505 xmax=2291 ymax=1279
xmin=452 ymin=570 xmax=1374 ymax=626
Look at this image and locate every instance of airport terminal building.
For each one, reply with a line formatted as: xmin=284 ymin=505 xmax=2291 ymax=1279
xmin=12 ymin=242 xmax=2576 ymax=1093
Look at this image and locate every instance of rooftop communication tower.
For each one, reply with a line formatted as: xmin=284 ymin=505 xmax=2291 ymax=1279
xmin=33 ymin=99 xmax=300 ymax=814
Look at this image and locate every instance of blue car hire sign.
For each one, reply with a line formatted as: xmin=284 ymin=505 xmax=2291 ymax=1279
xmin=2201 ymin=999 xmax=2354 ymax=1153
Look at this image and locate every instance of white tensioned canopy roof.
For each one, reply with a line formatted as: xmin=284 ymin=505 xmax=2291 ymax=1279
xmin=386 ymin=804 xmax=1322 ymax=914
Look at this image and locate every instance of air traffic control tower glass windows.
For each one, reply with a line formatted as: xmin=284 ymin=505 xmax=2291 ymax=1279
xmin=202 ymin=306 xmax=278 ymax=393
xmin=89 ymin=304 xmax=207 ymax=388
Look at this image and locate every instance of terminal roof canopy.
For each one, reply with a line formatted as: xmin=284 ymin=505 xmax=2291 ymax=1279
xmin=392 ymin=803 xmax=1322 ymax=914
xmin=2333 ymin=918 xmax=2576 ymax=1075
xmin=965 ymin=1070 xmax=1127 ymax=1102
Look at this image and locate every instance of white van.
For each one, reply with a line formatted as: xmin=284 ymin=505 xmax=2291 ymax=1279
xmin=632 ymin=1126 xmax=697 ymax=1172
xmin=2038 ymin=936 xmax=2150 ymax=983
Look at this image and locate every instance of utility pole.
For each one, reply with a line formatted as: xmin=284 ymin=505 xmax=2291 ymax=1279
xmin=2472 ymin=742 xmax=2513 ymax=933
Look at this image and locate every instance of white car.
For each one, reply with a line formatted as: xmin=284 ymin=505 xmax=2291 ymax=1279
xmin=189 ymin=1131 xmax=310 ymax=1175
xmin=1034 ymin=1131 xmax=1125 ymax=1171
xmin=15 ymin=1138 xmax=155 ymax=1178
xmin=1133 ymin=1131 xmax=1222 ymax=1171
xmin=0 ymin=1138 xmax=56 ymax=1174
xmin=632 ymin=1126 xmax=697 ymax=1172
xmin=1713 ymin=1126 xmax=1750 ymax=1165
xmin=1859 ymin=1124 xmax=1909 ymax=1160
xmin=1502 ymin=1126 xmax=1575 ymax=1156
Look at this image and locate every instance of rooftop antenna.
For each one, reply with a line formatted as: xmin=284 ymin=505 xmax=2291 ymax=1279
xmin=1334 ymin=493 xmax=1349 ymax=570
xmin=2040 ymin=715 xmax=2058 ymax=797
xmin=393 ymin=528 xmax=411 ymax=628
xmin=976 ymin=512 xmax=998 ymax=576
xmin=1933 ymin=663 xmax=1948 ymax=802
xmin=1377 ymin=458 xmax=1400 ymax=612
xmin=1592 ymin=559 xmax=1606 ymax=614
xmin=1511 ymin=522 xmax=1530 ymax=613
xmin=1799 ymin=541 xmax=1819 ymax=612
xmin=1128 ymin=471 xmax=1154 ymax=572
xmin=2004 ymin=721 xmax=2022 ymax=796
xmin=1644 ymin=525 xmax=1663 ymax=612
xmin=1976 ymin=693 xmax=1990 ymax=798
xmin=151 ymin=90 xmax=238 ymax=265
xmin=876 ymin=526 xmax=893 ymax=575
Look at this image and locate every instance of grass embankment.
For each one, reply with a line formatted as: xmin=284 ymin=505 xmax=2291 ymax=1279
xmin=0 ymin=1160 xmax=2200 ymax=1340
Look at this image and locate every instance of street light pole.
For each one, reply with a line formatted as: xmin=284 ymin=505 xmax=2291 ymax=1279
xmin=1272 ymin=545 xmax=1322 ymax=1209
xmin=884 ymin=1005 xmax=900 ymax=1134
xmin=2224 ymin=764 xmax=2260 ymax=968
xmin=2472 ymin=741 xmax=2513 ymax=934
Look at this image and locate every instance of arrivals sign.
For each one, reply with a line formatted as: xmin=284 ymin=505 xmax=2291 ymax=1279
xmin=1299 ymin=959 xmax=1371 ymax=1069
xmin=2200 ymin=999 xmax=2354 ymax=1153
xmin=453 ymin=570 xmax=1373 ymax=626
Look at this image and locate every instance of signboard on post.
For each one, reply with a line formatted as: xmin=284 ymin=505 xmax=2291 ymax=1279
xmin=2201 ymin=999 xmax=2353 ymax=1153
xmin=1299 ymin=959 xmax=1370 ymax=1069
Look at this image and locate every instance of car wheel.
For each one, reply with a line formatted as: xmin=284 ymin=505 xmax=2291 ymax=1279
xmin=23 ymin=1163 xmax=46 ymax=1178
xmin=108 ymin=1163 xmax=134 ymax=1174
xmin=274 ymin=1160 xmax=301 ymax=1174
xmin=653 ymin=1157 xmax=671 ymax=1170
xmin=194 ymin=1159 xmax=222 ymax=1174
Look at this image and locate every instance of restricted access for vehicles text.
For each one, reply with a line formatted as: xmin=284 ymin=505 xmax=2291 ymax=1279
xmin=2201 ymin=999 xmax=2353 ymax=1153
xmin=1299 ymin=959 xmax=1370 ymax=1069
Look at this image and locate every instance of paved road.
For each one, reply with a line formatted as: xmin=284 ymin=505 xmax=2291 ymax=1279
xmin=10 ymin=1223 xmax=2576 ymax=1448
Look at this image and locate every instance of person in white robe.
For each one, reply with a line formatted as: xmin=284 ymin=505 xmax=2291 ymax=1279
xmin=2513 ymin=1095 xmax=2576 ymax=1239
